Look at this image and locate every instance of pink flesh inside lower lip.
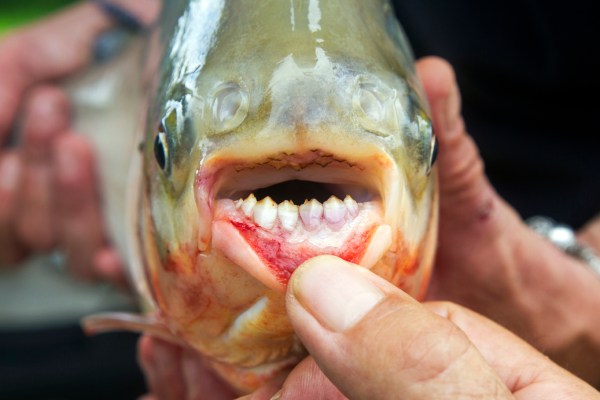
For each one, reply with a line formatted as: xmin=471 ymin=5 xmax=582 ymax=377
xmin=211 ymin=199 xmax=391 ymax=291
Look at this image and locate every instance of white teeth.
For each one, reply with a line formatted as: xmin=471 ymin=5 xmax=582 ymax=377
xmin=253 ymin=196 xmax=278 ymax=229
xmin=236 ymin=193 xmax=361 ymax=231
xmin=241 ymin=194 xmax=257 ymax=217
xmin=278 ymin=200 xmax=299 ymax=231
xmin=323 ymin=196 xmax=346 ymax=224
xmin=300 ymin=199 xmax=324 ymax=230
xmin=344 ymin=195 xmax=359 ymax=217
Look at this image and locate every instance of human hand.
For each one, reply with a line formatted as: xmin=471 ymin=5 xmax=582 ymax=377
xmin=140 ymin=256 xmax=599 ymax=400
xmin=0 ymin=0 xmax=160 ymax=283
xmin=417 ymin=56 xmax=600 ymax=385
xmin=137 ymin=336 xmax=239 ymax=400
xmin=0 ymin=85 xmax=126 ymax=283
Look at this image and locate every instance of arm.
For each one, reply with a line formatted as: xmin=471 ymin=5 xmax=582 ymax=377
xmin=0 ymin=0 xmax=159 ymax=284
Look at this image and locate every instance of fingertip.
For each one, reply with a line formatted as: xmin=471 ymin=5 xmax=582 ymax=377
xmin=288 ymin=255 xmax=385 ymax=333
xmin=416 ymin=56 xmax=462 ymax=137
xmin=416 ymin=56 xmax=456 ymax=102
xmin=0 ymin=153 xmax=27 ymax=264
xmin=0 ymin=152 xmax=22 ymax=193
xmin=22 ymin=85 xmax=71 ymax=148
xmin=137 ymin=335 xmax=156 ymax=369
xmin=53 ymin=133 xmax=95 ymax=189
xmin=26 ymin=86 xmax=70 ymax=117
xmin=94 ymin=248 xmax=128 ymax=288
xmin=137 ymin=335 xmax=160 ymax=398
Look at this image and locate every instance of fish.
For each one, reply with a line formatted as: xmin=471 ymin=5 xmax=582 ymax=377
xmin=71 ymin=0 xmax=439 ymax=393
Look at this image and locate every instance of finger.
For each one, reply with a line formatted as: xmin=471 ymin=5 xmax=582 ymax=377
xmin=274 ymin=357 xmax=346 ymax=400
xmin=236 ymin=381 xmax=281 ymax=400
xmin=415 ymin=57 xmax=525 ymax=304
xmin=181 ymin=348 xmax=238 ymax=400
xmin=0 ymin=0 xmax=162 ymax=143
xmin=94 ymin=247 xmax=129 ymax=289
xmin=425 ymin=301 xmax=600 ymax=399
xmin=53 ymin=134 xmax=105 ymax=280
xmin=16 ymin=86 xmax=70 ymax=251
xmin=237 ymin=361 xmax=292 ymax=400
xmin=0 ymin=3 xmax=109 ymax=142
xmin=138 ymin=336 xmax=186 ymax=400
xmin=0 ymin=152 xmax=27 ymax=264
xmin=286 ymin=255 xmax=512 ymax=399
xmin=416 ymin=56 xmax=500 ymax=226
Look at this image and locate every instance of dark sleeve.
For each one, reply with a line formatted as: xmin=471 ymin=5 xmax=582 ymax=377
xmin=392 ymin=0 xmax=600 ymax=228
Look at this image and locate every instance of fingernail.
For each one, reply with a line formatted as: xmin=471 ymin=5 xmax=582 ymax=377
xmin=270 ymin=390 xmax=282 ymax=400
xmin=292 ymin=256 xmax=384 ymax=332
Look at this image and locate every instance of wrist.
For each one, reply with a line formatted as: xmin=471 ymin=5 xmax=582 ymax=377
xmin=511 ymin=220 xmax=600 ymax=387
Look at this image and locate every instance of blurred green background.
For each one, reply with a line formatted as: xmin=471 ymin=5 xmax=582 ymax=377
xmin=0 ymin=0 xmax=78 ymax=35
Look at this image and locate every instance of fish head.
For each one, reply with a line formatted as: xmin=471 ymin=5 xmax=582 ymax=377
xmin=140 ymin=0 xmax=438 ymax=392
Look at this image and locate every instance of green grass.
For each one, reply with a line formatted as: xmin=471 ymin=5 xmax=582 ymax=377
xmin=0 ymin=0 xmax=78 ymax=35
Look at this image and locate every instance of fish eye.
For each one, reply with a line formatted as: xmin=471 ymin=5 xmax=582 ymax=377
xmin=428 ymin=135 xmax=438 ymax=174
xmin=431 ymin=135 xmax=438 ymax=165
xmin=154 ymin=123 xmax=168 ymax=171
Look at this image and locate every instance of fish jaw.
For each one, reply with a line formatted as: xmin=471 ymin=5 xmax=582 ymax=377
xmin=211 ymin=203 xmax=392 ymax=291
xmin=143 ymin=146 xmax=436 ymax=393
xmin=195 ymin=147 xmax=400 ymax=291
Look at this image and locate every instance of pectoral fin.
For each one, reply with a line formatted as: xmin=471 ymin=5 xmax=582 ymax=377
xmin=81 ymin=312 xmax=184 ymax=346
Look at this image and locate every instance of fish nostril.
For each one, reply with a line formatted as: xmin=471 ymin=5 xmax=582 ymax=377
xmin=210 ymin=82 xmax=249 ymax=134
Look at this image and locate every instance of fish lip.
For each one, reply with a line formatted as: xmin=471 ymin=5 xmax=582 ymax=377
xmin=197 ymin=149 xmax=393 ymax=219
xmin=212 ymin=150 xmax=379 ymax=202
xmin=195 ymin=149 xmax=397 ymax=286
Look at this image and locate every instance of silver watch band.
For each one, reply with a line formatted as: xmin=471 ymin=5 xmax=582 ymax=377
xmin=527 ymin=216 xmax=600 ymax=276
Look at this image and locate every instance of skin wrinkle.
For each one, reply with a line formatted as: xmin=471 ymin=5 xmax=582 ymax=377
xmin=345 ymin=297 xmax=479 ymax=395
xmin=438 ymin=130 xmax=485 ymax=201
xmin=434 ymin=303 xmax=512 ymax=399
xmin=0 ymin=41 xmax=28 ymax=140
xmin=436 ymin=302 xmax=598 ymax=400
xmin=509 ymin=230 xmax=582 ymax=344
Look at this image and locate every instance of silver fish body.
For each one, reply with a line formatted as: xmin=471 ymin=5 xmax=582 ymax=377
xmin=77 ymin=0 xmax=438 ymax=392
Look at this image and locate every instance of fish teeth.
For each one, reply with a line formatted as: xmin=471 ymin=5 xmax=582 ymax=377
xmin=253 ymin=196 xmax=278 ymax=229
xmin=278 ymin=200 xmax=299 ymax=231
xmin=299 ymin=199 xmax=324 ymax=230
xmin=344 ymin=195 xmax=359 ymax=217
xmin=241 ymin=194 xmax=257 ymax=217
xmin=236 ymin=193 xmax=359 ymax=230
xmin=323 ymin=196 xmax=346 ymax=224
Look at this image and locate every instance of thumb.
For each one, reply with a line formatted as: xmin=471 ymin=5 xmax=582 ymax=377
xmin=416 ymin=56 xmax=501 ymax=229
xmin=285 ymin=255 xmax=511 ymax=400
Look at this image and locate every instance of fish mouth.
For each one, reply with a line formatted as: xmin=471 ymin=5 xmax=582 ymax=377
xmin=200 ymin=150 xmax=395 ymax=291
